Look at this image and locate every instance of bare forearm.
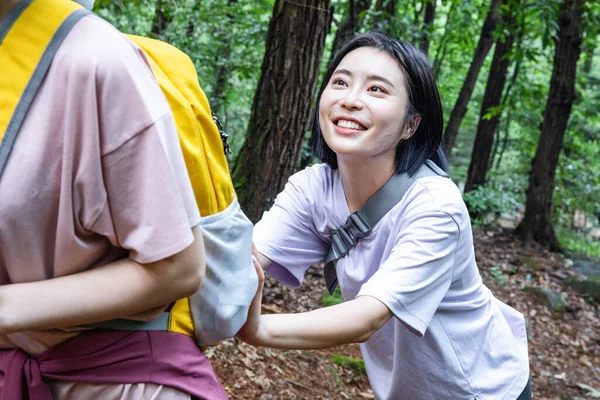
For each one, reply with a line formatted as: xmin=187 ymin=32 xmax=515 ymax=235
xmin=250 ymin=296 xmax=392 ymax=350
xmin=0 ymin=227 xmax=204 ymax=333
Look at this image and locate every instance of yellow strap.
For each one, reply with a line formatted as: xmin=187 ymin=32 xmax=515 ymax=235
xmin=0 ymin=0 xmax=82 ymax=142
xmin=126 ymin=35 xmax=235 ymax=217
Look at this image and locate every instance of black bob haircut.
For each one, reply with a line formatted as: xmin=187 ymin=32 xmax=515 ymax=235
xmin=311 ymin=32 xmax=448 ymax=176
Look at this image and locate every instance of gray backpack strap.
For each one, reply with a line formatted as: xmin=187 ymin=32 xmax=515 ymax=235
xmin=88 ymin=311 xmax=170 ymax=331
xmin=0 ymin=5 xmax=90 ymax=180
xmin=323 ymin=160 xmax=449 ymax=295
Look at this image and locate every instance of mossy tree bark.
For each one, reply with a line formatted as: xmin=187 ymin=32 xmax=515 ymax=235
xmin=464 ymin=1 xmax=520 ymax=195
xmin=232 ymin=0 xmax=331 ymax=222
xmin=516 ymin=0 xmax=586 ymax=250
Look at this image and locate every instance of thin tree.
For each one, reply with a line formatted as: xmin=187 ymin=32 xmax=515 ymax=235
xmin=151 ymin=0 xmax=173 ymax=36
xmin=209 ymin=0 xmax=238 ymax=117
xmin=581 ymin=39 xmax=596 ymax=75
xmin=232 ymin=0 xmax=331 ymax=222
xmin=464 ymin=0 xmax=520 ymax=194
xmin=432 ymin=1 xmax=456 ymax=78
xmin=329 ymin=0 xmax=372 ymax=61
xmin=420 ymin=0 xmax=436 ymax=55
xmin=516 ymin=0 xmax=586 ymax=250
xmin=490 ymin=2 xmax=525 ymax=169
xmin=490 ymin=55 xmax=521 ymax=169
xmin=442 ymin=0 xmax=504 ymax=154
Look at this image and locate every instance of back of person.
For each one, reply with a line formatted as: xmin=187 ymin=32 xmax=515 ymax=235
xmin=0 ymin=1 xmax=226 ymax=398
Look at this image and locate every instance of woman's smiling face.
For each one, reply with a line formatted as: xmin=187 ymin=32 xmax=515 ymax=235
xmin=318 ymin=46 xmax=413 ymax=166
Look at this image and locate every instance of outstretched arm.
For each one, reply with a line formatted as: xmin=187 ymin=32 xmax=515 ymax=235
xmin=238 ymin=256 xmax=392 ymax=350
xmin=0 ymin=226 xmax=205 ymax=334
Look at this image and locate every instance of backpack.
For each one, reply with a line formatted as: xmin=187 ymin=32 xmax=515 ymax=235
xmin=0 ymin=0 xmax=258 ymax=347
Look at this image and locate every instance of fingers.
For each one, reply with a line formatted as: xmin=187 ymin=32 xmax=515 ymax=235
xmin=252 ymin=242 xmax=260 ymax=260
xmin=252 ymin=255 xmax=265 ymax=294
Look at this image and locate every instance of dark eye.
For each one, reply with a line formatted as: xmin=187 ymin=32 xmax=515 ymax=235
xmin=369 ymin=85 xmax=387 ymax=94
xmin=332 ymin=78 xmax=347 ymax=87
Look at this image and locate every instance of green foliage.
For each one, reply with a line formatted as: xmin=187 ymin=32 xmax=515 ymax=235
xmin=322 ymin=287 xmax=344 ymax=307
xmin=331 ymin=355 xmax=366 ymax=373
xmin=94 ymin=0 xmax=600 ymax=258
xmin=488 ymin=266 xmax=508 ymax=285
xmin=463 ymin=167 xmax=526 ymax=225
xmin=557 ymin=228 xmax=600 ymax=260
xmin=95 ymin=0 xmax=272 ymax=163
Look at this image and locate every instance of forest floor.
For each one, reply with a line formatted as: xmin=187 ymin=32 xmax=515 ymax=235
xmin=210 ymin=228 xmax=600 ymax=400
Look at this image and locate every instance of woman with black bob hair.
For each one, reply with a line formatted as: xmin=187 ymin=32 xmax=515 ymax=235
xmin=240 ymin=32 xmax=531 ymax=400
xmin=312 ymin=32 xmax=448 ymax=175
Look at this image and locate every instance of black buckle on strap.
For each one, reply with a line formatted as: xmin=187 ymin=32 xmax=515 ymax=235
xmin=212 ymin=112 xmax=231 ymax=155
xmin=330 ymin=211 xmax=371 ymax=260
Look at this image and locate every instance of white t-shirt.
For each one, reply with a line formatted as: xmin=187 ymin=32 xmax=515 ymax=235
xmin=254 ymin=163 xmax=529 ymax=400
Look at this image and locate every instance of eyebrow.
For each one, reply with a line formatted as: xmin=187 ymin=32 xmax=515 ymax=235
xmin=333 ymin=69 xmax=396 ymax=89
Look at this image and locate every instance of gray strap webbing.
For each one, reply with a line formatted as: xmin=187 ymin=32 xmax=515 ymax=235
xmin=0 ymin=6 xmax=90 ymax=180
xmin=87 ymin=312 xmax=170 ymax=331
xmin=323 ymin=160 xmax=449 ymax=295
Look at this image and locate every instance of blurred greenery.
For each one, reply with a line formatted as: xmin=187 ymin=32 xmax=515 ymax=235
xmin=95 ymin=0 xmax=600 ymax=258
xmin=331 ymin=355 xmax=366 ymax=373
xmin=322 ymin=287 xmax=344 ymax=307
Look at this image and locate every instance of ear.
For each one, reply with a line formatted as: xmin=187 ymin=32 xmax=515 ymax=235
xmin=400 ymin=114 xmax=421 ymax=140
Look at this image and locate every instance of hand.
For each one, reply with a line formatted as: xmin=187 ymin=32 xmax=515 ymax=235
xmin=237 ymin=255 xmax=266 ymax=345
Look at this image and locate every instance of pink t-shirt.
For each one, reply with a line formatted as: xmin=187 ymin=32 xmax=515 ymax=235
xmin=0 ymin=14 xmax=202 ymax=399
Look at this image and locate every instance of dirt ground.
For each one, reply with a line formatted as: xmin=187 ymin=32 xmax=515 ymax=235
xmin=210 ymin=228 xmax=600 ymax=399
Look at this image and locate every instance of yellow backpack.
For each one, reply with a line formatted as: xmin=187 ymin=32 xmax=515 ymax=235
xmin=0 ymin=0 xmax=257 ymax=346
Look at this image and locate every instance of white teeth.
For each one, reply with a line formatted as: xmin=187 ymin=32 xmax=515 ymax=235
xmin=336 ymin=119 xmax=365 ymax=130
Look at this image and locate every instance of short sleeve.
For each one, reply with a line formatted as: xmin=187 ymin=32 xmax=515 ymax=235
xmin=253 ymin=168 xmax=329 ymax=288
xmin=77 ymin=19 xmax=200 ymax=263
xmin=90 ymin=115 xmax=201 ymax=263
xmin=357 ymin=183 xmax=460 ymax=336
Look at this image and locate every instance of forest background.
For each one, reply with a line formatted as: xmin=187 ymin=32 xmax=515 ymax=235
xmin=96 ymin=0 xmax=599 ymax=399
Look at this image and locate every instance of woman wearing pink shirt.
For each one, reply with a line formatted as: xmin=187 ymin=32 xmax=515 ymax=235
xmin=0 ymin=0 xmax=226 ymax=398
xmin=241 ymin=33 xmax=531 ymax=400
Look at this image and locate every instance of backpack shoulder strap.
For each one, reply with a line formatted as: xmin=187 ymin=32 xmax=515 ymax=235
xmin=125 ymin=34 xmax=236 ymax=216
xmin=0 ymin=0 xmax=88 ymax=179
xmin=323 ymin=160 xmax=449 ymax=295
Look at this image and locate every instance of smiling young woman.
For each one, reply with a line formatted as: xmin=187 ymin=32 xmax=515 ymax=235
xmin=239 ymin=33 xmax=531 ymax=400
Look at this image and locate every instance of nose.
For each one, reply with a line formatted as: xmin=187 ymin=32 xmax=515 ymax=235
xmin=340 ymin=88 xmax=363 ymax=110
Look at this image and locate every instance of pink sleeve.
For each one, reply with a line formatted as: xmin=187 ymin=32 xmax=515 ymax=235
xmin=79 ymin=21 xmax=200 ymax=263
xmin=90 ymin=114 xmax=200 ymax=264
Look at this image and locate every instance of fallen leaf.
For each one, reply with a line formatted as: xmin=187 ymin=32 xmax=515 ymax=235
xmin=576 ymin=383 xmax=600 ymax=398
xmin=358 ymin=392 xmax=375 ymax=399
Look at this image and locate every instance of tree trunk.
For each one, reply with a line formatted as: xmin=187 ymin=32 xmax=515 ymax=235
xmin=232 ymin=0 xmax=331 ymax=222
xmin=420 ymin=0 xmax=436 ymax=55
xmin=432 ymin=2 xmax=455 ymax=78
xmin=442 ymin=0 xmax=504 ymax=154
xmin=151 ymin=0 xmax=173 ymax=36
xmin=209 ymin=0 xmax=238 ymax=117
xmin=329 ymin=0 xmax=372 ymax=62
xmin=491 ymin=56 xmax=521 ymax=168
xmin=464 ymin=2 xmax=519 ymax=194
xmin=516 ymin=0 xmax=585 ymax=250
